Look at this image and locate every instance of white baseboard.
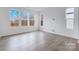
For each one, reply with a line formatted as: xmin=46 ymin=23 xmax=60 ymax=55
xmin=40 ymin=29 xmax=79 ymax=40
xmin=0 ymin=29 xmax=38 ymax=37
xmin=0 ymin=36 xmax=1 ymax=39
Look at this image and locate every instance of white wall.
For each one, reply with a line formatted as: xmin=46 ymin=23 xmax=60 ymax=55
xmin=78 ymin=8 xmax=79 ymax=39
xmin=0 ymin=7 xmax=79 ymax=39
xmin=40 ymin=7 xmax=79 ymax=39
xmin=0 ymin=7 xmax=39 ymax=37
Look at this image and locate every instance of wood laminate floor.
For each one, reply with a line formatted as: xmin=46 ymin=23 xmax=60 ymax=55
xmin=0 ymin=31 xmax=79 ymax=51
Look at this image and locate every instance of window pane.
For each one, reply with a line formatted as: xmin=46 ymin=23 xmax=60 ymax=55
xmin=10 ymin=20 xmax=19 ymax=26
xmin=65 ymin=8 xmax=74 ymax=30
xmin=9 ymin=9 xmax=20 ymax=27
xmin=29 ymin=20 xmax=34 ymax=26
xmin=21 ymin=20 xmax=28 ymax=26
xmin=29 ymin=15 xmax=34 ymax=26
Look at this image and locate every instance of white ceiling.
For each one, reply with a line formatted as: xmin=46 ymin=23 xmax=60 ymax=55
xmin=26 ymin=7 xmax=48 ymax=11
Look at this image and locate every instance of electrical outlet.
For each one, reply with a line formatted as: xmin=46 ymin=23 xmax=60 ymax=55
xmin=52 ymin=18 xmax=55 ymax=21
xmin=52 ymin=29 xmax=55 ymax=32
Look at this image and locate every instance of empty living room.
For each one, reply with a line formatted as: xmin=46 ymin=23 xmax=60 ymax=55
xmin=0 ymin=7 xmax=79 ymax=51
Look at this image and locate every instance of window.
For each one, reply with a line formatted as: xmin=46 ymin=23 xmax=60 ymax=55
xmin=9 ymin=9 xmax=35 ymax=27
xmin=65 ymin=8 xmax=74 ymax=30
xmin=21 ymin=13 xmax=28 ymax=26
xmin=29 ymin=15 xmax=34 ymax=26
xmin=21 ymin=11 xmax=35 ymax=26
xmin=9 ymin=9 xmax=20 ymax=27
xmin=41 ymin=14 xmax=43 ymax=26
